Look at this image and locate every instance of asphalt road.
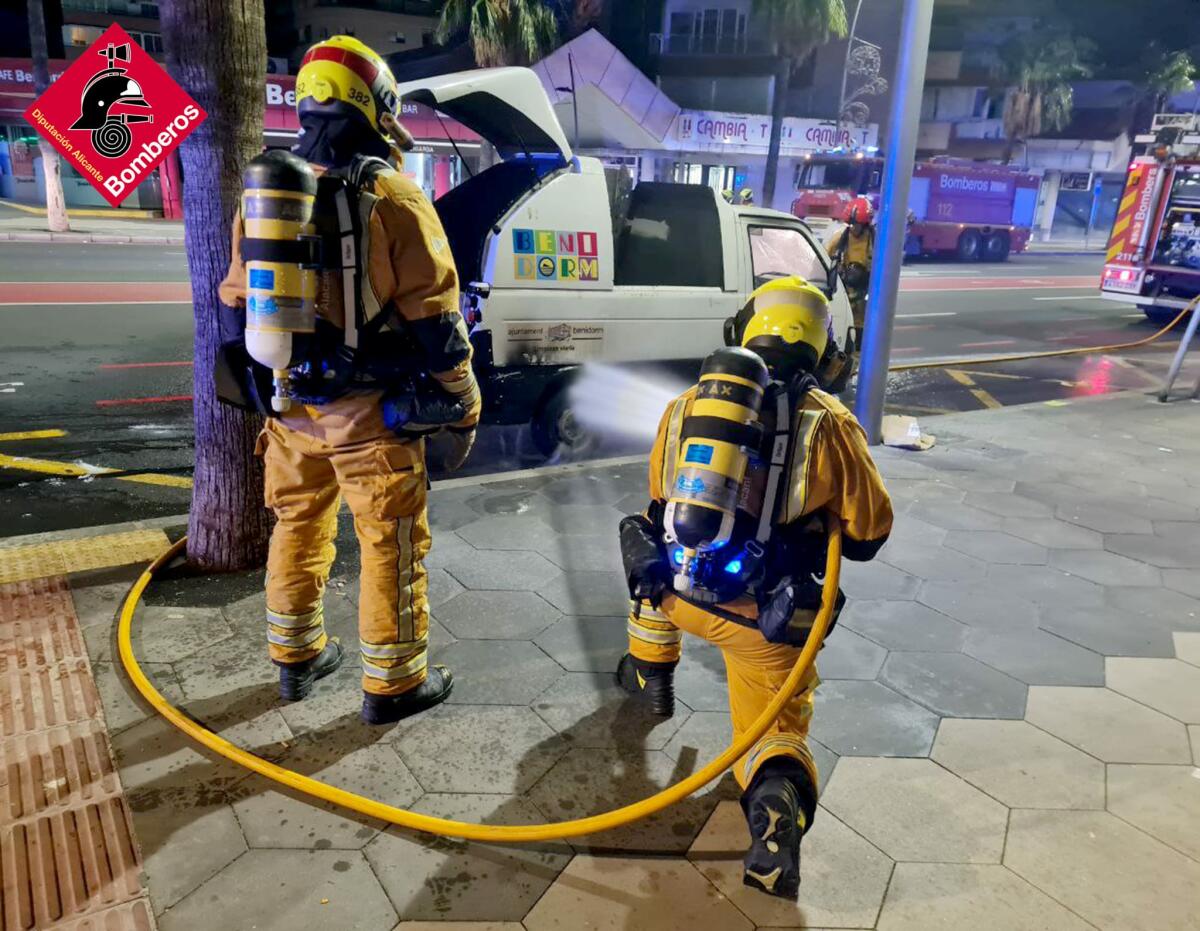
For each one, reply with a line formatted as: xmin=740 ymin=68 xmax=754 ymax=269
xmin=0 ymin=243 xmax=1192 ymax=535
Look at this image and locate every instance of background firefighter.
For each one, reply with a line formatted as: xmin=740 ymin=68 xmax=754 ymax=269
xmin=827 ymin=196 xmax=875 ymax=349
xmin=218 ymin=36 xmax=480 ymax=725
xmin=616 ymin=276 xmax=892 ymax=900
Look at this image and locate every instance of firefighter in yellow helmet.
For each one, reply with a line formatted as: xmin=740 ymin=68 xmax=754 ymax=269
xmin=616 ymin=276 xmax=892 ymax=899
xmin=218 ymin=36 xmax=480 ymax=725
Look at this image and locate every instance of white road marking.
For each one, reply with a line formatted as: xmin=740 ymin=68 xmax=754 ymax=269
xmin=959 ymin=339 xmax=1018 ymax=349
xmin=896 ymin=311 xmax=957 ymax=318
xmin=1032 ymin=296 xmax=1106 ymax=302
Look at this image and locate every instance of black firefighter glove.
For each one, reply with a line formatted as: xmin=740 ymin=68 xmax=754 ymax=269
xmin=619 ymin=513 xmax=672 ymax=607
xmin=382 ymin=375 xmax=469 ymax=437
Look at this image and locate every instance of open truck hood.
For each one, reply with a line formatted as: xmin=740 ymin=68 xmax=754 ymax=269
xmin=395 ymin=67 xmax=572 ymax=162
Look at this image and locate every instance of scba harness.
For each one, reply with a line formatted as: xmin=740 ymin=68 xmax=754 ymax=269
xmin=216 ymin=152 xmax=463 ymax=429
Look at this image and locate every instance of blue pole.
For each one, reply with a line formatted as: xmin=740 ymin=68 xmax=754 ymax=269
xmin=853 ymin=0 xmax=935 ymax=443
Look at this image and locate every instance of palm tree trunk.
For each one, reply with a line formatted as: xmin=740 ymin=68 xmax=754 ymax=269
xmin=762 ymin=54 xmax=792 ymax=210
xmin=161 ymin=0 xmax=271 ymax=571
xmin=26 ymin=0 xmax=68 ymax=232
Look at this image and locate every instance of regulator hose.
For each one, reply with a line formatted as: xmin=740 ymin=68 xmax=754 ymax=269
xmin=118 ymin=524 xmax=842 ymax=843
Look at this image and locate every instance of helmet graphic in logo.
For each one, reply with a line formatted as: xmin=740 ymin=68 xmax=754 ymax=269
xmin=69 ymin=42 xmax=152 ymax=158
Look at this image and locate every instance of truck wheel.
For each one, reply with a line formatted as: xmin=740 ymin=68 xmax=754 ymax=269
xmin=956 ymin=229 xmax=983 ymax=261
xmin=983 ymin=231 xmax=1011 ymax=262
xmin=531 ymin=386 xmax=595 ymax=459
xmin=1141 ymin=304 xmax=1190 ymax=327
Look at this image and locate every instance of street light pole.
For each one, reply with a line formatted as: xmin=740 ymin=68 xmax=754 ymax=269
xmin=853 ymin=0 xmax=934 ymax=444
xmin=836 ymin=0 xmax=866 ymax=144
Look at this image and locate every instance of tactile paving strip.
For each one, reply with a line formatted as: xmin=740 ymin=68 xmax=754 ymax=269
xmin=0 ymin=530 xmax=169 ymax=586
xmin=0 ymin=576 xmax=154 ymax=931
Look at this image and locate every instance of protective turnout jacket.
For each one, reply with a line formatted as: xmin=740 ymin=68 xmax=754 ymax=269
xmin=219 ymin=163 xmax=480 ymax=447
xmin=650 ymin=382 xmax=893 ymax=623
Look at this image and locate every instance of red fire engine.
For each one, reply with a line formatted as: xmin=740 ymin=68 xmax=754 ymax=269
xmin=1100 ymin=116 xmax=1200 ymax=323
xmin=792 ymin=155 xmax=1041 ymax=262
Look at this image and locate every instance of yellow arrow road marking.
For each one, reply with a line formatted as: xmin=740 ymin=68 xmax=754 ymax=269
xmin=0 ymin=429 xmax=68 ymax=442
xmin=0 ymin=452 xmax=192 ymax=488
xmin=944 ymin=369 xmax=1004 ymax=410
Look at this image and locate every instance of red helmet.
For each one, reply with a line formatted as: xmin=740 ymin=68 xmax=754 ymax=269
xmin=844 ymin=196 xmax=874 ymax=226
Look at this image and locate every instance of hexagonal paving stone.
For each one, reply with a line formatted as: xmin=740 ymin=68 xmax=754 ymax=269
xmin=942 ymin=530 xmax=1047 ymax=566
xmin=70 ymin=581 xmax=129 ymax=629
xmin=1049 ymin=549 xmax=1161 ymax=587
xmin=1025 ymin=686 xmax=1192 ymax=763
xmin=231 ymin=736 xmax=422 ymax=849
xmin=1004 ymin=809 xmax=1200 ymax=931
xmin=964 ymin=627 xmax=1104 ymax=686
xmin=541 ymin=503 xmax=627 ymax=535
xmin=527 ymin=747 xmax=722 ymax=851
xmin=442 ymin=548 xmax=562 ymax=591
xmin=427 ymin=490 xmax=485 ymax=532
xmin=967 ymin=492 xmax=1054 ymax=519
xmin=92 ymin=660 xmax=185 ymax=734
xmin=1191 ymin=726 xmax=1200 ymax=765
xmin=533 ymin=532 xmax=624 ymax=573
xmin=1106 ymin=532 xmax=1200 ymax=569
xmin=172 ymin=633 xmax=281 ymax=702
xmin=916 ymin=580 xmax=1039 ymax=632
xmin=1176 ymin=631 xmax=1200 ymax=667
xmin=455 ymin=514 xmax=554 ymax=550
xmin=987 ymin=564 xmax=1105 ymax=609
xmin=423 ymin=531 xmax=477 ymax=571
xmin=932 ymin=719 xmax=1104 ymax=809
xmin=888 ymin=478 xmax=966 ymax=506
xmin=437 ymin=639 xmax=563 ymax=705
xmin=1040 ymin=603 xmax=1177 ymax=658
xmin=1165 ymin=568 xmax=1200 ymax=600
xmin=881 ymin=542 xmax=988 ymax=582
xmin=425 ymin=567 xmax=465 ymax=609
xmin=539 ymin=473 xmax=631 ymax=506
xmin=821 ymin=757 xmax=1008 ymax=863
xmin=839 ymin=560 xmax=920 ymax=600
xmin=157 ymin=850 xmax=396 ymax=931
xmin=531 ymin=672 xmax=689 ymax=750
xmin=1057 ymin=503 xmax=1154 ymax=535
xmin=1107 ymin=764 xmax=1200 ymax=861
xmin=811 ymin=680 xmax=940 ymax=757
xmin=1105 ymin=657 xmax=1200 ymax=723
xmin=816 ymin=627 xmax=887 ymax=680
xmin=533 ymin=614 xmax=627 ymax=672
xmin=537 ymin=570 xmax=630 ymax=616
xmin=841 ymin=598 xmax=969 ymax=651
xmin=672 ymin=642 xmax=730 ymax=712
xmin=363 ymin=794 xmax=571 ymax=922
xmin=434 ymin=590 xmax=560 ymax=640
xmin=129 ymin=604 xmax=234 ymax=663
xmin=395 ymin=704 xmax=567 ymax=794
xmin=876 ymin=863 xmax=1095 ymax=931
xmin=523 ymin=854 xmax=753 ymax=931
xmin=906 ymin=501 xmax=1007 ymax=533
xmin=1001 ymin=516 xmax=1104 ymax=549
xmin=882 ymin=652 xmax=1027 ymax=719
xmin=1106 ymin=584 xmax=1200 ymax=632
xmin=688 ymin=801 xmax=893 ymax=929
xmin=881 ymin=515 xmax=948 ymax=548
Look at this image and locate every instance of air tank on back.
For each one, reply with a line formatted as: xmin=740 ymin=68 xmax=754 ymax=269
xmin=241 ymin=150 xmax=319 ymax=412
xmin=664 ymin=346 xmax=768 ymax=599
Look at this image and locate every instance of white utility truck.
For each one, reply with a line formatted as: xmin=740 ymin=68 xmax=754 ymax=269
xmin=398 ymin=68 xmax=854 ymax=455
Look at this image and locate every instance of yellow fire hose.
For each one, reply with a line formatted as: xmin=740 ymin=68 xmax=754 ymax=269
xmin=118 ymin=524 xmax=841 ymax=843
xmin=888 ymin=297 xmax=1197 ymax=372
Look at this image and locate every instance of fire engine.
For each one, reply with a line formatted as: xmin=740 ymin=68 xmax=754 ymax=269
xmin=1100 ymin=115 xmax=1200 ymax=323
xmin=792 ymin=154 xmax=1041 ymax=262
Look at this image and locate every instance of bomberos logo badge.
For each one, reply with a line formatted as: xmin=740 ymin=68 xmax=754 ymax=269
xmin=23 ymin=23 xmax=206 ymax=207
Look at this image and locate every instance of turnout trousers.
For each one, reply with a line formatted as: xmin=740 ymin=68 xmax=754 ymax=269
xmin=258 ymin=417 xmax=431 ymax=696
xmin=628 ymin=594 xmax=820 ymax=792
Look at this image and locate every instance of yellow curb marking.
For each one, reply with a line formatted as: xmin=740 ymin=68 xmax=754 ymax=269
xmin=0 ymin=429 xmax=67 ymax=442
xmin=0 ymin=452 xmax=193 ymax=488
xmin=0 ymin=528 xmax=171 ymax=584
xmin=944 ymin=369 xmax=1004 ymax=410
xmin=1 ymin=200 xmax=161 ymax=219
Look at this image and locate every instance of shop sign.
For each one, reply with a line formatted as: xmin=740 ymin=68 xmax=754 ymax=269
xmin=671 ymin=109 xmax=878 ymax=153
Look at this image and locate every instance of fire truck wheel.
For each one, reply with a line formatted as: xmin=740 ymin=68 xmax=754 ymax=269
xmin=956 ymin=229 xmax=983 ymax=262
xmin=983 ymin=231 xmax=1011 ymax=262
xmin=1141 ymin=305 xmax=1189 ymax=326
xmin=531 ymin=385 xmax=596 ymax=459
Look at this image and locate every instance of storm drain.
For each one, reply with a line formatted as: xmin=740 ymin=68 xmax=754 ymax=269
xmin=0 ymin=575 xmax=152 ymax=930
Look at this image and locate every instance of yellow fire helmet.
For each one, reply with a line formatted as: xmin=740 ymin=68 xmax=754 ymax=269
xmin=739 ymin=276 xmax=831 ymax=375
xmin=296 ymin=35 xmax=411 ymax=148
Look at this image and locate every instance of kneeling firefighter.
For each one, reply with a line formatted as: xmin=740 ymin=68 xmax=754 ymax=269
xmin=617 ymin=276 xmax=892 ymax=899
xmin=217 ymin=36 xmax=480 ymax=725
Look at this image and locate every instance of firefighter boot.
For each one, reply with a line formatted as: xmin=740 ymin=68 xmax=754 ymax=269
xmin=361 ymin=665 xmax=454 ymax=725
xmin=276 ymin=639 xmax=344 ymax=702
xmin=616 ymin=653 xmax=677 ymax=717
xmin=740 ymin=760 xmax=817 ymax=900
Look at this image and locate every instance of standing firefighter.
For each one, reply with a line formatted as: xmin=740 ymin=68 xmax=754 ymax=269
xmin=617 ymin=276 xmax=892 ymax=899
xmin=218 ymin=36 xmax=479 ymax=724
xmin=827 ymin=196 xmax=875 ymax=348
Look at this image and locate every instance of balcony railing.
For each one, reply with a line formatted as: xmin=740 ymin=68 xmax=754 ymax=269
xmin=649 ymin=32 xmax=771 ymax=57
xmin=60 ymin=0 xmax=160 ymax=17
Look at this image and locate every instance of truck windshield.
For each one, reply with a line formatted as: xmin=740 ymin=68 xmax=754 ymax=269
xmin=799 ymin=160 xmax=864 ymax=192
xmin=748 ymin=226 xmax=829 ymax=289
